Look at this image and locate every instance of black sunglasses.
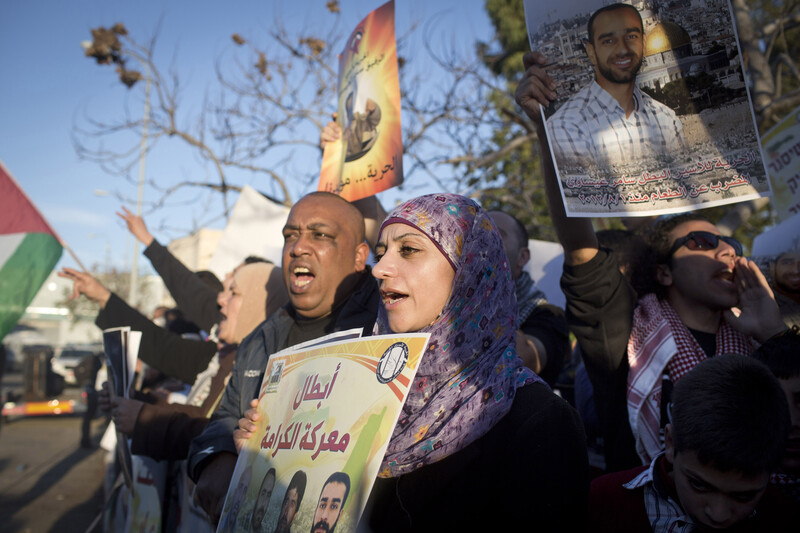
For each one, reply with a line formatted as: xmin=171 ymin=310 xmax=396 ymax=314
xmin=668 ymin=231 xmax=743 ymax=258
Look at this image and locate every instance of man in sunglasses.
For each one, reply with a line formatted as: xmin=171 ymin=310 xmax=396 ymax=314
xmin=516 ymin=52 xmax=790 ymax=471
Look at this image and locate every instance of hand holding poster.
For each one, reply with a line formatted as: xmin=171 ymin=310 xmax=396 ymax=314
xmin=217 ymin=333 xmax=429 ymax=533
xmin=522 ymin=0 xmax=770 ymax=217
xmin=318 ymin=0 xmax=403 ymax=202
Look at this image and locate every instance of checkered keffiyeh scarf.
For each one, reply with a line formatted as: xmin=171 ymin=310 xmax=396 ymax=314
xmin=515 ymin=271 xmax=548 ymax=326
xmin=627 ymin=294 xmax=752 ymax=463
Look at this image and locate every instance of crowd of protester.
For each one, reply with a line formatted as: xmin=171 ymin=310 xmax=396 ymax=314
xmin=55 ymin=46 xmax=800 ymax=532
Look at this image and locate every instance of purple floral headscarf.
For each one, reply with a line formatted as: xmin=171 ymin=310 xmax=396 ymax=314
xmin=376 ymin=193 xmax=541 ymax=477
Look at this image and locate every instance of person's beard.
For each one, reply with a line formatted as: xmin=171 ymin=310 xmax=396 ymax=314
xmin=777 ymin=279 xmax=800 ymax=295
xmin=252 ymin=512 xmax=264 ymax=532
xmin=311 ymin=519 xmax=337 ymax=533
xmin=597 ymin=53 xmax=643 ymax=84
xmin=274 ymin=518 xmax=290 ymax=533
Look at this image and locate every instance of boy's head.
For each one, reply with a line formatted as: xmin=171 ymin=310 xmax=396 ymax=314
xmin=751 ymin=328 xmax=800 ymax=475
xmin=665 ymin=354 xmax=790 ymax=529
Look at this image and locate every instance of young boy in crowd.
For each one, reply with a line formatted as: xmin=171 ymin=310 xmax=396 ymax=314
xmin=752 ymin=326 xmax=800 ymax=504
xmin=589 ymin=354 xmax=796 ymax=532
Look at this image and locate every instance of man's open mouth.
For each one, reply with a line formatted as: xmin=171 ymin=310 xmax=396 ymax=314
xmin=292 ymin=265 xmax=315 ymax=289
xmin=714 ymin=269 xmax=734 ymax=284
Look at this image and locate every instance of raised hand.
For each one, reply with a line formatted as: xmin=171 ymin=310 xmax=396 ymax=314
xmin=117 ymin=206 xmax=154 ymax=247
xmin=514 ymin=51 xmax=558 ymax=124
xmin=723 ymin=257 xmax=787 ymax=342
xmin=58 ymin=267 xmax=111 ymax=307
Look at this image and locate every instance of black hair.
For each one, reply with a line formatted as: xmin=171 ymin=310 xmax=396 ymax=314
xmin=596 ymin=229 xmax=652 ymax=296
xmin=286 ymin=470 xmax=307 ymax=509
xmin=671 ymin=354 xmax=790 ymax=476
xmin=321 ymin=471 xmax=351 ymax=510
xmin=647 ymin=213 xmax=711 ymax=298
xmin=776 ymin=249 xmax=800 ymax=260
xmin=488 ymin=210 xmax=529 ymax=253
xmin=259 ymin=467 xmax=276 ymax=489
xmin=244 ymin=255 xmax=271 ymax=265
xmin=507 ymin=213 xmax=529 ymax=247
xmin=587 ymin=3 xmax=643 ymax=44
xmin=196 ymin=270 xmax=223 ymax=293
xmin=649 ymin=213 xmax=711 ymax=265
xmin=164 ymin=308 xmax=200 ymax=335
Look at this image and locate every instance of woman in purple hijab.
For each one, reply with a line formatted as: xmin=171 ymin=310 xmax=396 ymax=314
xmin=363 ymin=194 xmax=588 ymax=530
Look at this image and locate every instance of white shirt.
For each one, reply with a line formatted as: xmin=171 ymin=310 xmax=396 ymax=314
xmin=548 ymin=81 xmax=686 ymax=171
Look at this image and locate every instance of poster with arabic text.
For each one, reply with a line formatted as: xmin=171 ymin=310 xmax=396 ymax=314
xmin=762 ymin=106 xmax=800 ymax=221
xmin=318 ymin=0 xmax=403 ymax=202
xmin=217 ymin=333 xmax=429 ymax=533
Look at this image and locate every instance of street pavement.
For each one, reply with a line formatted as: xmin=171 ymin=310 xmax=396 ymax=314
xmin=1 ymin=371 xmax=106 ymax=533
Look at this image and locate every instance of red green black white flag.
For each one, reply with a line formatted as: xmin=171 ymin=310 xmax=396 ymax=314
xmin=0 ymin=161 xmax=63 ymax=342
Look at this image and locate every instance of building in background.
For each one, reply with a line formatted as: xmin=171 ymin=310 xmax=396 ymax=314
xmin=167 ymin=228 xmax=222 ymax=272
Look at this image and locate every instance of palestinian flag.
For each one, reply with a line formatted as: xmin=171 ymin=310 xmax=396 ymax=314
xmin=0 ymin=161 xmax=63 ymax=342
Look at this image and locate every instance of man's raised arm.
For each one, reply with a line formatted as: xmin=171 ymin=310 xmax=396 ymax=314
xmin=118 ymin=207 xmax=222 ymax=331
xmin=516 ymin=53 xmax=642 ymax=472
xmin=514 ymin=52 xmax=598 ymax=267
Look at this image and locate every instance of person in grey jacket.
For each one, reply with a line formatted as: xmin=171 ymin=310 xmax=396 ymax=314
xmin=187 ymin=192 xmax=379 ymax=523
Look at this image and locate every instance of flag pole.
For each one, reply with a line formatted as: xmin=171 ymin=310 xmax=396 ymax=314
xmin=62 ymin=242 xmax=90 ymax=273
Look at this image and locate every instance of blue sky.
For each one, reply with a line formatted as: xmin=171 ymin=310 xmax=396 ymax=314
xmin=1 ymin=0 xmax=494 ymax=274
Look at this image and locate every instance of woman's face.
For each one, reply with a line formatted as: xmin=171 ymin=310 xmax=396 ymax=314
xmin=373 ymin=223 xmax=455 ymax=333
xmin=218 ymin=278 xmax=243 ymax=343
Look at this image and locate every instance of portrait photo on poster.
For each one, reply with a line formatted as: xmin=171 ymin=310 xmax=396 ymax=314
xmin=218 ymin=333 xmax=430 ymax=533
xmin=317 ymin=0 xmax=403 ymax=203
xmin=523 ymin=0 xmax=770 ymax=217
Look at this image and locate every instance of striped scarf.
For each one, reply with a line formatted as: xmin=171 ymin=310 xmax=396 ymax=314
xmin=627 ymin=294 xmax=752 ymax=463
xmin=515 ymin=271 xmax=548 ymax=326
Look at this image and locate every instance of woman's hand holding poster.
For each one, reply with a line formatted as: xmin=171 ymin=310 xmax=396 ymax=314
xmin=217 ymin=333 xmax=429 ymax=533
